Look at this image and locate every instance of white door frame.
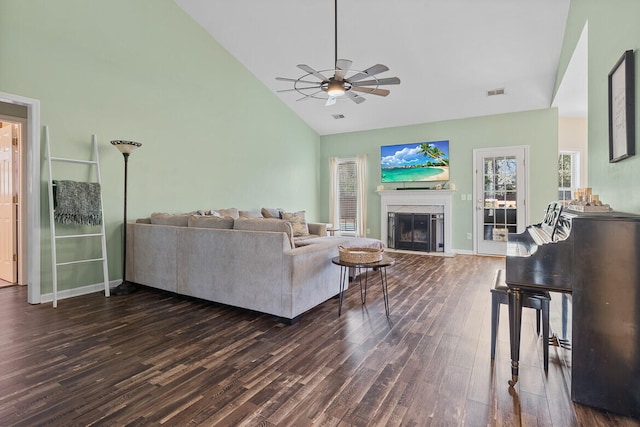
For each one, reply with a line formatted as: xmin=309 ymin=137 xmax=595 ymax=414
xmin=0 ymin=92 xmax=41 ymax=304
xmin=472 ymin=145 xmax=529 ymax=255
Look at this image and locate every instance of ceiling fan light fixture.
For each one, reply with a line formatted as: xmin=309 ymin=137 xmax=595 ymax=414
xmin=327 ymin=80 xmax=345 ymax=97
xmin=275 ymin=0 xmax=399 ymax=105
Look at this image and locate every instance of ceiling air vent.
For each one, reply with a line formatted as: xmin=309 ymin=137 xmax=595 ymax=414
xmin=332 ymin=114 xmax=345 ymax=120
xmin=487 ymin=88 xmax=506 ymax=97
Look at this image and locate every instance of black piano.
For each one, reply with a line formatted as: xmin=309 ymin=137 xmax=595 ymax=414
xmin=505 ymin=202 xmax=640 ymax=419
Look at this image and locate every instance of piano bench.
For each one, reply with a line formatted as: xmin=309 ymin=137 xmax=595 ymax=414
xmin=490 ymin=270 xmax=551 ymax=371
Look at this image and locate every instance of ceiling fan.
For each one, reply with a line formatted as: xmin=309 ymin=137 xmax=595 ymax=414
xmin=275 ymin=0 xmax=400 ymax=106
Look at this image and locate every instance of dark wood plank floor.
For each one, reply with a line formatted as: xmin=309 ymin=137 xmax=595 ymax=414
xmin=1 ymin=253 xmax=638 ymax=426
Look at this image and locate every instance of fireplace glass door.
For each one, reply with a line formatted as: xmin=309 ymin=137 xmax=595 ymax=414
xmin=388 ymin=211 xmax=444 ymax=252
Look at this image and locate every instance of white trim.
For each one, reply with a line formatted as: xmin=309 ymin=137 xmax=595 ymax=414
xmin=0 ymin=92 xmax=41 ymax=304
xmin=40 ymin=279 xmax=120 ymax=304
xmin=378 ymin=189 xmax=454 ymax=254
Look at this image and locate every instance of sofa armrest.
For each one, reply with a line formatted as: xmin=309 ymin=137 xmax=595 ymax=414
xmin=307 ymin=222 xmax=327 ymax=237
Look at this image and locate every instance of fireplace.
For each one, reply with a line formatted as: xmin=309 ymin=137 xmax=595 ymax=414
xmin=388 ymin=212 xmax=444 ymax=252
xmin=378 ymin=189 xmax=454 ymax=254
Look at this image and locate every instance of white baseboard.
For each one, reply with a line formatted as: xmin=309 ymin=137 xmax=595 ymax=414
xmin=39 ymin=280 xmax=120 ymax=304
xmin=452 ymin=249 xmax=475 ymax=255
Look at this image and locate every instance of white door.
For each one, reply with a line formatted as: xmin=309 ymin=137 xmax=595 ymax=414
xmin=474 ymin=146 xmax=528 ymax=255
xmin=0 ymin=124 xmax=16 ymax=282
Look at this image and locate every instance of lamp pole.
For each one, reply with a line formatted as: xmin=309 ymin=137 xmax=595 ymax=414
xmin=111 ymin=140 xmax=142 ymax=296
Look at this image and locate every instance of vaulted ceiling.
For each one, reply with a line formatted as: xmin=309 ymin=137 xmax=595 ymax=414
xmin=175 ymin=0 xmax=573 ymax=135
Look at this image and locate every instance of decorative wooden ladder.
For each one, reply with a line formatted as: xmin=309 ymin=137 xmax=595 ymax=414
xmin=45 ymin=126 xmax=109 ymax=307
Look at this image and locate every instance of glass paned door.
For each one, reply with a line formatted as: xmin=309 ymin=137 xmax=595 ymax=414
xmin=474 ymin=147 xmax=527 ymax=255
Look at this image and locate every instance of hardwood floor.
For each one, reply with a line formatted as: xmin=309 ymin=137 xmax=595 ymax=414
xmin=0 ymin=253 xmax=638 ymax=426
xmin=0 ymin=278 xmax=14 ymax=288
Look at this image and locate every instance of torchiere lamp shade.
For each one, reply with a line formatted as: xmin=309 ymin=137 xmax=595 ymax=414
xmin=111 ymin=140 xmax=142 ymax=154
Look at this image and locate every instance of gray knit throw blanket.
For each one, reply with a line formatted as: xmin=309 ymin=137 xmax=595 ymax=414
xmin=53 ymin=180 xmax=102 ymax=226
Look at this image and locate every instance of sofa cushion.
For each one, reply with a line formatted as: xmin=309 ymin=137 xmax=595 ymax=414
xmin=188 ymin=215 xmax=234 ymax=229
xmin=212 ymin=208 xmax=239 ymax=219
xmin=150 ymin=212 xmax=190 ymax=227
xmin=281 ymin=211 xmax=309 ymax=237
xmin=233 ymin=218 xmax=294 ymax=249
xmin=239 ymin=209 xmax=263 ymax=218
xmin=261 ymin=207 xmax=283 ymax=218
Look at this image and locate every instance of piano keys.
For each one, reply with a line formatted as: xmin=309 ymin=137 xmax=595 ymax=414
xmin=505 ymin=202 xmax=640 ymax=419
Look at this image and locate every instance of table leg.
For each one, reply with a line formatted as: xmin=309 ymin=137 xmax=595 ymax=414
xmin=507 ymin=288 xmax=523 ymax=386
xmin=338 ymin=266 xmax=348 ymax=316
xmin=360 ymin=268 xmax=369 ymax=304
xmin=380 ymin=267 xmax=390 ymax=317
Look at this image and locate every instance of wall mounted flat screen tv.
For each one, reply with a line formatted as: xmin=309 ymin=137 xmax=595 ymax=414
xmin=381 ymin=140 xmax=450 ymax=183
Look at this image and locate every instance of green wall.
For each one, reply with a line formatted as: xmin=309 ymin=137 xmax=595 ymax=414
xmin=320 ymin=109 xmax=559 ymax=251
xmin=556 ymin=0 xmax=640 ymax=214
xmin=0 ymin=0 xmax=320 ymax=294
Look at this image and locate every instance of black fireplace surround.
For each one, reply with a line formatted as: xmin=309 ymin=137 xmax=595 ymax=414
xmin=387 ymin=212 xmax=444 ymax=252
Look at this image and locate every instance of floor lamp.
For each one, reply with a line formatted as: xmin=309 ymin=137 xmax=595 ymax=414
xmin=111 ymin=140 xmax=142 ymax=296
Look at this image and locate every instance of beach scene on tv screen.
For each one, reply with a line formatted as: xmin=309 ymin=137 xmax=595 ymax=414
xmin=381 ymin=141 xmax=450 ymax=182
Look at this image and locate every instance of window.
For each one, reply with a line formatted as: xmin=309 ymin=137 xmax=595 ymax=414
xmin=558 ymin=151 xmax=580 ymax=201
xmin=329 ymin=155 xmax=367 ymax=237
xmin=337 ymin=159 xmax=357 ymax=234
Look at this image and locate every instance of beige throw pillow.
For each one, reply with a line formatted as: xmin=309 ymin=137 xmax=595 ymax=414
xmin=281 ymin=211 xmax=309 ymax=237
xmin=212 ymin=208 xmax=239 ymax=219
xmin=261 ymin=207 xmax=283 ymax=218
xmin=239 ymin=209 xmax=263 ymax=218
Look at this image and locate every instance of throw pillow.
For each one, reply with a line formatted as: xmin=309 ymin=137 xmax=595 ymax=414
xmin=188 ymin=215 xmax=234 ymax=229
xmin=239 ymin=209 xmax=263 ymax=218
xmin=261 ymin=207 xmax=283 ymax=218
xmin=150 ymin=212 xmax=190 ymax=227
xmin=281 ymin=211 xmax=309 ymax=237
xmin=212 ymin=208 xmax=239 ymax=219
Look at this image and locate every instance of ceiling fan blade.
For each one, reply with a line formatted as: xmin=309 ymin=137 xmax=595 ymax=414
xmin=348 ymin=64 xmax=390 ymax=82
xmin=345 ymin=91 xmax=366 ymax=104
xmin=296 ymin=90 xmax=323 ymax=101
xmin=325 ymin=96 xmax=337 ymax=106
xmin=297 ymin=64 xmax=329 ymax=81
xmin=334 ymin=59 xmax=352 ymax=81
xmin=277 ymin=86 xmax=322 ymax=93
xmin=352 ymin=77 xmax=401 ymax=87
xmin=352 ymin=87 xmax=390 ymax=97
xmin=276 ymin=77 xmax=324 ymax=85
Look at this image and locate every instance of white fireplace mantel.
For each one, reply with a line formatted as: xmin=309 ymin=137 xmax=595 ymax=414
xmin=378 ymin=190 xmax=454 ymax=253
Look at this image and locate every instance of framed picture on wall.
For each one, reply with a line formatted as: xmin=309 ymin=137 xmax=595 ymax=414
xmin=608 ymin=49 xmax=635 ymax=163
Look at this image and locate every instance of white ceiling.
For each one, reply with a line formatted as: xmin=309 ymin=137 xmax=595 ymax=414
xmin=175 ymin=0 xmax=573 ymax=136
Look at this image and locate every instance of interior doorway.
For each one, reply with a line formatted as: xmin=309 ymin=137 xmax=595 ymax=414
xmin=0 ymin=93 xmax=41 ymax=304
xmin=0 ymin=120 xmax=22 ymax=285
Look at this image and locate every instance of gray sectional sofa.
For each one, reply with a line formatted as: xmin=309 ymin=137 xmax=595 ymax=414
xmin=125 ymin=212 xmax=382 ymax=322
